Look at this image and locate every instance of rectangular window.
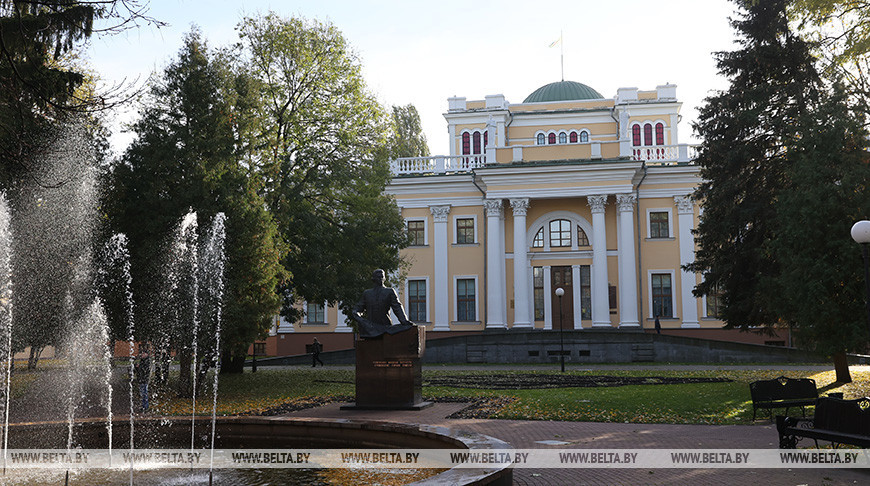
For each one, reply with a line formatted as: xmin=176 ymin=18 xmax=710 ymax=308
xmin=649 ymin=212 xmax=669 ymax=238
xmin=306 ymin=302 xmax=325 ymax=323
xmin=549 ymin=219 xmax=571 ymax=247
xmin=457 ymin=278 xmax=476 ymax=321
xmin=580 ymin=265 xmax=591 ymax=320
xmin=651 ymin=273 xmax=673 ymax=318
xmin=533 ymin=267 xmax=544 ymax=321
xmin=408 ymin=280 xmax=426 ymax=322
xmin=408 ymin=220 xmax=425 ymax=246
xmin=706 ymin=282 xmax=722 ymax=318
xmin=456 ymin=218 xmax=474 ymax=244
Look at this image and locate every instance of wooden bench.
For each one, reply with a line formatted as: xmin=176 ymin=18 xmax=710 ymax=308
xmin=749 ymin=376 xmax=818 ymax=421
xmin=777 ymin=396 xmax=870 ymax=448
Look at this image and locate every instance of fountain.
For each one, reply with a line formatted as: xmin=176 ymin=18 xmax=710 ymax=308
xmin=0 ymin=126 xmax=511 ymax=485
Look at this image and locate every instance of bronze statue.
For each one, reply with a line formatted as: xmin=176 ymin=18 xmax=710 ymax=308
xmin=352 ymin=269 xmax=415 ymax=338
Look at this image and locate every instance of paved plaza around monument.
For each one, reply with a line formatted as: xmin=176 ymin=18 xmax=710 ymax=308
xmin=284 ymin=364 xmax=869 ymax=485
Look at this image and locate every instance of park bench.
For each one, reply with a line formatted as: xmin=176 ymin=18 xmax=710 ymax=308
xmin=777 ymin=396 xmax=870 ymax=448
xmin=749 ymin=376 xmax=818 ymax=421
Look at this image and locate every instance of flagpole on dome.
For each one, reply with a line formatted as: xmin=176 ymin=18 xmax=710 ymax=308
xmin=549 ymin=31 xmax=564 ymax=81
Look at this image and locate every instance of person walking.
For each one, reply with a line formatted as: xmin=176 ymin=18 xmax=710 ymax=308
xmin=135 ymin=349 xmax=151 ymax=413
xmin=654 ymin=315 xmax=662 ymax=335
xmin=312 ymin=337 xmax=324 ymax=367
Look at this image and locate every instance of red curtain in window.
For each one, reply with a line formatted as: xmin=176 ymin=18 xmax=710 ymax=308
xmin=548 ymin=133 xmax=556 ymax=144
xmin=632 ymin=125 xmax=641 ymax=146
xmin=484 ymin=130 xmax=488 ymax=148
xmin=643 ymin=123 xmax=653 ymax=146
xmin=462 ymin=132 xmax=470 ymax=155
xmin=655 ymin=123 xmax=664 ymax=145
xmin=472 ymin=131 xmax=481 ymax=154
xmin=569 ymin=131 xmax=578 ymax=143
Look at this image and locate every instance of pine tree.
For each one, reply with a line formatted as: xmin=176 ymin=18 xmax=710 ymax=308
xmin=689 ymin=0 xmax=822 ymax=328
xmin=106 ymin=30 xmax=284 ymax=384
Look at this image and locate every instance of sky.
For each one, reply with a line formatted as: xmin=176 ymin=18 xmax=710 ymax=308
xmin=86 ymin=0 xmax=741 ymax=156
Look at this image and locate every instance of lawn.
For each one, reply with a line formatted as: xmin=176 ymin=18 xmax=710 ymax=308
xmin=149 ymin=366 xmax=869 ymax=426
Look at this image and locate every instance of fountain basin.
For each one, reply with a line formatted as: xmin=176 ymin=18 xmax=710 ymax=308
xmin=7 ymin=416 xmax=513 ymax=485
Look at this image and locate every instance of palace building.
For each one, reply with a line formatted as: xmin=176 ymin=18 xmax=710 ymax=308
xmin=260 ymin=80 xmax=787 ymax=358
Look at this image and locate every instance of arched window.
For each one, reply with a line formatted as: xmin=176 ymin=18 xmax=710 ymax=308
xmin=580 ymin=131 xmax=589 ymax=143
xmin=577 ymin=226 xmax=590 ymax=246
xmin=643 ymin=123 xmax=653 ymax=146
xmin=655 ymin=123 xmax=664 ymax=145
xmin=548 ymin=133 xmax=556 ymax=145
xmin=472 ymin=131 xmax=481 ymax=154
xmin=537 ymin=133 xmax=545 ymax=145
xmin=569 ymin=131 xmax=578 ymax=143
xmin=462 ymin=132 xmax=470 ymax=155
xmin=632 ymin=125 xmax=641 ymax=146
xmin=549 ymin=219 xmax=571 ymax=247
xmin=558 ymin=132 xmax=567 ymax=144
xmin=532 ymin=227 xmax=544 ymax=248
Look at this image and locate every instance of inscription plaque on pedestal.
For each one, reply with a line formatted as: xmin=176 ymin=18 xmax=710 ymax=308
xmin=341 ymin=325 xmax=431 ymax=410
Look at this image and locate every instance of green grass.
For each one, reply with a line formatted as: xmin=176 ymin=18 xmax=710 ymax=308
xmin=151 ymin=366 xmax=867 ymax=425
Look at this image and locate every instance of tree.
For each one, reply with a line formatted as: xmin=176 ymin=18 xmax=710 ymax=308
xmin=389 ymin=104 xmax=430 ymax=159
xmin=689 ymin=0 xmax=822 ymax=328
xmin=0 ymin=1 xmax=160 ymax=188
xmin=106 ymin=30 xmax=284 ymax=386
xmin=790 ymin=1 xmax=870 ymax=120
xmin=691 ymin=0 xmax=870 ymax=382
xmin=235 ymin=13 xmax=408 ymax=321
xmin=765 ymin=84 xmax=870 ymax=382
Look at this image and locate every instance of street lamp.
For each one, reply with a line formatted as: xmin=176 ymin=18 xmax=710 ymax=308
xmin=852 ymin=220 xmax=870 ymax=335
xmin=555 ymin=287 xmax=565 ymax=372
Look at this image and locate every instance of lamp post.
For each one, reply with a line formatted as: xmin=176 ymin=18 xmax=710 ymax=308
xmin=852 ymin=220 xmax=870 ymax=335
xmin=555 ymin=287 xmax=565 ymax=372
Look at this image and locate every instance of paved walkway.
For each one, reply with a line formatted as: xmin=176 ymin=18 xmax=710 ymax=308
xmin=287 ymin=401 xmax=869 ymax=485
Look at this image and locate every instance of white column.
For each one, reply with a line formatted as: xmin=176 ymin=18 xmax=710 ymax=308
xmin=430 ymin=205 xmax=451 ymax=331
xmin=675 ymin=196 xmax=700 ymax=328
xmin=543 ymin=265 xmax=553 ymax=330
xmin=484 ymin=199 xmax=506 ymax=328
xmin=572 ymin=264 xmax=582 ymax=329
xmin=510 ymin=198 xmax=532 ymax=328
xmin=616 ymin=194 xmax=640 ymax=328
xmin=335 ymin=305 xmax=352 ymax=332
xmin=588 ymin=195 xmax=611 ymax=328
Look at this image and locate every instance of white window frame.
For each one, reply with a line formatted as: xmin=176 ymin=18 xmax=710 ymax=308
xmin=453 ymin=275 xmax=479 ymax=322
xmin=405 ymin=217 xmax=428 ymax=246
xmin=452 ymin=214 xmax=478 ymax=244
xmin=303 ymin=301 xmax=328 ymax=325
xmin=404 ymin=276 xmax=430 ymax=323
xmin=647 ymin=270 xmax=677 ymax=319
xmin=558 ymin=131 xmax=568 ymax=144
xmin=579 ymin=129 xmax=590 ymax=143
xmin=646 ymin=208 xmax=673 ymax=239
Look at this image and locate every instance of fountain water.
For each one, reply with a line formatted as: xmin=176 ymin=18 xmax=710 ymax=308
xmin=0 ymin=194 xmax=13 ymax=473
xmin=201 ymin=212 xmax=226 ymax=479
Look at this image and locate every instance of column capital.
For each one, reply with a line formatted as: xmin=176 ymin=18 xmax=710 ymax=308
xmin=674 ymin=195 xmax=694 ymax=214
xmin=429 ymin=204 xmax=451 ymax=222
xmin=509 ymin=198 xmax=530 ymax=216
xmin=587 ymin=195 xmax=608 ymax=214
xmin=616 ymin=193 xmax=636 ymax=212
xmin=484 ymin=198 xmax=503 ymax=216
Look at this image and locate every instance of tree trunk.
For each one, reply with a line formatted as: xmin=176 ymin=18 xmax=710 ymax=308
xmin=833 ymin=351 xmax=852 ymax=383
xmin=220 ymin=350 xmax=245 ymax=374
xmin=177 ymin=348 xmax=192 ymax=397
xmin=27 ymin=346 xmax=42 ymax=370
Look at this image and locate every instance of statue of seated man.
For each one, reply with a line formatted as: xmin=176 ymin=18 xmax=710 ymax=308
xmin=351 ymin=269 xmax=415 ymax=338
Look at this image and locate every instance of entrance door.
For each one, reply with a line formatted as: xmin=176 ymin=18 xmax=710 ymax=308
xmin=551 ymin=266 xmax=574 ymax=329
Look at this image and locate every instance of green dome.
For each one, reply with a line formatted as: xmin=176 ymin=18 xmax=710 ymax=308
xmin=523 ymin=80 xmax=604 ymax=103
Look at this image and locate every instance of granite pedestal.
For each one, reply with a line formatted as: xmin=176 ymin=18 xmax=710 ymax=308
xmin=341 ymin=325 xmax=432 ymax=410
